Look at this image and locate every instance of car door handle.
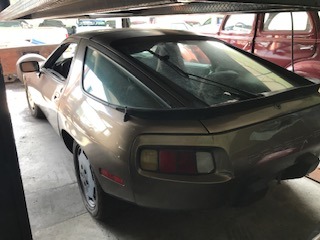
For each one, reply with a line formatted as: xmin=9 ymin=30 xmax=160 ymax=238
xmin=300 ymin=45 xmax=314 ymax=51
xmin=38 ymin=70 xmax=44 ymax=78
xmin=53 ymin=92 xmax=60 ymax=100
xmin=54 ymin=88 xmax=64 ymax=100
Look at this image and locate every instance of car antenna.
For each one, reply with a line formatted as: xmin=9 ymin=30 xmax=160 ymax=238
xmin=290 ymin=12 xmax=295 ymax=73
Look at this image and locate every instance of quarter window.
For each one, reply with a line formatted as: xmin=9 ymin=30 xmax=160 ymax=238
xmin=82 ymin=47 xmax=166 ymax=108
xmin=263 ymin=12 xmax=311 ymax=31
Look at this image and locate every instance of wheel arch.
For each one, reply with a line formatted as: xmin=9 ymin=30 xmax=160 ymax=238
xmin=61 ymin=129 xmax=74 ymax=153
xmin=287 ymin=60 xmax=320 ymax=81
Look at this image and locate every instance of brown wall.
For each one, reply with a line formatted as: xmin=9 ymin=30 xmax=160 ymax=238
xmin=0 ymin=44 xmax=58 ymax=82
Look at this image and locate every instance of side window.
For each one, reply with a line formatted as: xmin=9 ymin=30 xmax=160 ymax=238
xmin=82 ymin=47 xmax=165 ymax=108
xmin=46 ymin=43 xmax=77 ymax=79
xmin=263 ymin=12 xmax=311 ymax=31
xmin=202 ymin=18 xmax=211 ymax=26
xmin=223 ymin=14 xmax=254 ymax=33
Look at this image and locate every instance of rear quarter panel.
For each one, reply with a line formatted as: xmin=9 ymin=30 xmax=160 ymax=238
xmin=58 ymin=53 xmax=209 ymax=202
xmin=201 ymin=94 xmax=320 ymax=177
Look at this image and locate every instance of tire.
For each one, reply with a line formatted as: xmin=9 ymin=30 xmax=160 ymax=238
xmin=25 ymin=85 xmax=45 ymax=118
xmin=73 ymin=142 xmax=115 ymax=220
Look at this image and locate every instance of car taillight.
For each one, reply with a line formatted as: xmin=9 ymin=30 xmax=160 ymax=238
xmin=140 ymin=148 xmax=215 ymax=175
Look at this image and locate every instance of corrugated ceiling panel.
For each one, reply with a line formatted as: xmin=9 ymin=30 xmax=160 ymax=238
xmin=1 ymin=0 xmax=320 ymax=20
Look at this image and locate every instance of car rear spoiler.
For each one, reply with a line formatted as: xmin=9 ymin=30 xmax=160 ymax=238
xmin=116 ymin=83 xmax=320 ymax=121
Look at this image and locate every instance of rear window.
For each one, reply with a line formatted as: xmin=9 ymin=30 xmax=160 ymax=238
xmin=116 ymin=39 xmax=303 ymax=107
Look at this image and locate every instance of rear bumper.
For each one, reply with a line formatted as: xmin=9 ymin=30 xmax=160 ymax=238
xmin=130 ymin=152 xmax=319 ymax=210
xmin=281 ymin=153 xmax=319 ymax=179
xmin=128 ymin=157 xmax=318 ymax=210
xmin=132 ymin=176 xmax=234 ymax=209
xmin=129 ymin=102 xmax=320 ymax=209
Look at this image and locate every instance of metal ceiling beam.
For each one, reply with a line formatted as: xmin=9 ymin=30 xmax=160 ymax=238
xmin=0 ymin=0 xmax=174 ymax=19
xmin=111 ymin=2 xmax=311 ymax=17
xmin=1 ymin=0 xmax=320 ymax=20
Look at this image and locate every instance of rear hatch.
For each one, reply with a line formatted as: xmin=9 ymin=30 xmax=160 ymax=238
xmin=125 ymin=84 xmax=320 ymax=178
xmin=200 ymin=85 xmax=320 ymax=177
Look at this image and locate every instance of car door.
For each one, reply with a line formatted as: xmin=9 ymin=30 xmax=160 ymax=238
xmin=216 ymin=13 xmax=256 ymax=52
xmin=254 ymin=11 xmax=316 ymax=69
xmin=38 ymin=42 xmax=77 ymax=133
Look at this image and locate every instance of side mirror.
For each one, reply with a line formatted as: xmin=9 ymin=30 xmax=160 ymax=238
xmin=20 ymin=61 xmax=40 ymax=73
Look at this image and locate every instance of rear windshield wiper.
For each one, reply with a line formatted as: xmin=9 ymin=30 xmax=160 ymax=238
xmin=148 ymin=50 xmax=260 ymax=99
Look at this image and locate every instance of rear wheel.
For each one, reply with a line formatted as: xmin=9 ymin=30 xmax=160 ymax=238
xmin=73 ymin=142 xmax=115 ymax=220
xmin=25 ymin=85 xmax=44 ymax=118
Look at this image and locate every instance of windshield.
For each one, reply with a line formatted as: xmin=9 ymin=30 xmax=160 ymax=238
xmin=0 ymin=21 xmax=21 ymax=27
xmin=117 ymin=39 xmax=302 ymax=107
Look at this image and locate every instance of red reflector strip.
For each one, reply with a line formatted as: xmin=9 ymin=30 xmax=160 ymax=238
xmin=159 ymin=150 xmax=197 ymax=174
xmin=100 ymin=169 xmax=125 ymax=186
xmin=159 ymin=150 xmax=176 ymax=173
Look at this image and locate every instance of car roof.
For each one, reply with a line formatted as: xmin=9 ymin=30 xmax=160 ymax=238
xmin=72 ymin=28 xmax=206 ymax=46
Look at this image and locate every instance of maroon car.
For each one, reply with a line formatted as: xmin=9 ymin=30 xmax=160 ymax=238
xmin=211 ymin=11 xmax=320 ymax=82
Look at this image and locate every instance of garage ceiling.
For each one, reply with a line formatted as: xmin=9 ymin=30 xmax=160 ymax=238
xmin=1 ymin=0 xmax=320 ymax=20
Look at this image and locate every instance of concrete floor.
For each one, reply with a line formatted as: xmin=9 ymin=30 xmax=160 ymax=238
xmin=6 ymin=81 xmax=320 ymax=240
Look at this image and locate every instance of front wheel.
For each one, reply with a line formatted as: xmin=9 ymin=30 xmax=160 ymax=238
xmin=25 ymin=85 xmax=44 ymax=118
xmin=73 ymin=142 xmax=117 ymax=220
